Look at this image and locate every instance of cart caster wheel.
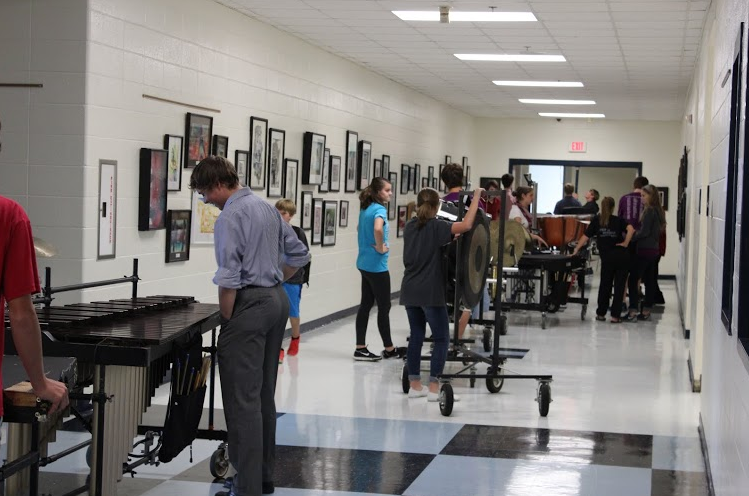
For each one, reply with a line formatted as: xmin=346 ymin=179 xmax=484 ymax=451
xmin=86 ymin=445 xmax=92 ymax=468
xmin=486 ymin=369 xmax=504 ymax=393
xmin=581 ymin=304 xmax=587 ymax=320
xmin=537 ymin=383 xmax=551 ymax=417
xmin=482 ymin=328 xmax=492 ymax=352
xmin=210 ymin=444 xmax=230 ymax=479
xmin=546 ymin=302 xmax=559 ymax=313
xmin=470 ymin=375 xmax=476 ymax=388
xmin=401 ymin=364 xmax=409 ymax=394
xmin=541 ymin=314 xmax=547 ymax=329
xmin=439 ymin=383 xmax=454 ymax=417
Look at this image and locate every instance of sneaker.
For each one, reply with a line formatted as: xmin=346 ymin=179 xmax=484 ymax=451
xmin=408 ymin=387 xmax=428 ymax=398
xmin=223 ymin=477 xmax=233 ymax=489
xmin=382 ymin=346 xmax=407 ymax=359
xmin=353 ymin=347 xmax=382 ymax=361
xmin=287 ymin=336 xmax=300 ymax=356
xmin=428 ymin=390 xmax=461 ymax=402
xmin=278 ymin=349 xmax=285 ymax=364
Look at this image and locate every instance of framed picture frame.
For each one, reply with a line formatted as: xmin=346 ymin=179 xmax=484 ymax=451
xmin=428 ymin=165 xmax=434 ymax=186
xmin=382 ymin=154 xmax=390 ymax=177
xmin=462 ymin=156 xmax=468 ymax=168
xmin=339 ymin=200 xmax=349 ymax=227
xmin=445 ymin=155 xmax=452 ymax=164
xmin=302 ymin=132 xmax=326 ymax=185
xmin=164 ymin=134 xmax=183 ymax=191
xmin=329 ymin=155 xmax=341 ymax=192
xmin=191 ymin=190 xmax=220 ymax=244
xmin=464 ymin=165 xmax=471 ymax=188
xmin=322 ymin=200 xmax=338 ymax=246
xmin=345 ymin=130 xmax=358 ymax=192
xmin=373 ymin=158 xmax=382 ymax=178
xmin=439 ymin=164 xmax=445 ymax=192
xmin=301 ymin=191 xmax=314 ymax=230
xmin=212 ymin=135 xmax=228 ymax=158
xmin=267 ymin=128 xmax=285 ymax=198
xmin=235 ymin=150 xmax=249 ymax=186
xmin=397 ymin=205 xmax=407 ymax=238
xmin=421 ymin=177 xmax=429 ymax=188
xmin=311 ymin=197 xmax=324 ymax=245
xmin=413 ymin=164 xmax=421 ymax=192
xmin=658 ymin=186 xmax=670 ymax=210
xmin=400 ymin=164 xmax=410 ymax=195
xmin=409 ymin=165 xmax=416 ymax=193
xmin=283 ymin=158 xmax=299 ymax=205
xmin=138 ymin=148 xmax=167 ymax=231
xmin=184 ymin=112 xmax=213 ymax=168
xmin=165 ymin=209 xmax=191 ymax=263
xmin=388 ymin=172 xmax=397 ymax=220
xmin=432 ymin=177 xmax=438 ymax=189
xmin=249 ymin=116 xmax=268 ymax=190
xmin=319 ymin=148 xmax=330 ymax=193
xmin=357 ymin=140 xmax=372 ymax=190
xmin=97 ymin=159 xmax=117 ymax=260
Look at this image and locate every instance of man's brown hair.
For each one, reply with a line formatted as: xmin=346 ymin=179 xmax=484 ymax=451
xmin=189 ymin=155 xmax=239 ymax=191
xmin=441 ymin=163 xmax=464 ymax=189
xmin=564 ymin=183 xmax=575 ymax=195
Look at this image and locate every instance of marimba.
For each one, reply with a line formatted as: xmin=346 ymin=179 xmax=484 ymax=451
xmin=4 ymin=296 xmax=220 ymax=496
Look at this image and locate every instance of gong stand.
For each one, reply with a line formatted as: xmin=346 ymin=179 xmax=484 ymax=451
xmin=427 ymin=189 xmax=554 ymax=418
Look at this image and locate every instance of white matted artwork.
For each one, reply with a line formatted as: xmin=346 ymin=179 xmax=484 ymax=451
xmin=322 ymin=200 xmax=337 ymax=246
xmin=97 ymin=159 xmax=117 ymax=259
xmin=191 ymin=190 xmax=221 ymax=244
xmin=311 ymin=197 xmax=323 ymax=245
xmin=301 ymin=191 xmax=313 ymax=230
xmin=339 ymin=200 xmax=349 ymax=228
xmin=329 ymin=155 xmax=341 ymax=192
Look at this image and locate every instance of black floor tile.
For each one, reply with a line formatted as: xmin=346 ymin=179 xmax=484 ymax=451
xmin=273 ymin=445 xmax=435 ymax=495
xmin=441 ymin=425 xmax=652 ymax=468
xmin=651 ymin=469 xmax=710 ymax=496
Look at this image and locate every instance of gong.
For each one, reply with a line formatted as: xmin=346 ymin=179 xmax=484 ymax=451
xmin=456 ymin=213 xmax=490 ymax=308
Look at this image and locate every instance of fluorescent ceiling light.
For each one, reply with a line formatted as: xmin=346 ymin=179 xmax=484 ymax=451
xmin=493 ymin=81 xmax=583 ymax=87
xmin=455 ymin=54 xmax=566 ymax=62
xmin=539 ymin=112 xmax=605 ymax=118
xmin=393 ymin=11 xmax=536 ymax=22
xmin=520 ymin=99 xmax=596 ymax=105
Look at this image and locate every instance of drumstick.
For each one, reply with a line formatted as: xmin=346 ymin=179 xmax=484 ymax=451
xmin=185 ymin=367 xmax=195 ymax=395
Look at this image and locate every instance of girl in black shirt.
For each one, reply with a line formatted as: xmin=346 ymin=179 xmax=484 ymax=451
xmin=572 ymin=197 xmax=634 ymax=323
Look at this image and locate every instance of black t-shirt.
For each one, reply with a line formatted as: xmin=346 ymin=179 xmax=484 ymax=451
xmin=399 ymin=218 xmax=454 ymax=307
xmin=584 ymin=215 xmax=628 ymax=256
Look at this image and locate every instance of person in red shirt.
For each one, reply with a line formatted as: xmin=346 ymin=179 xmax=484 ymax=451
xmin=1 ymin=195 xmax=69 ymax=419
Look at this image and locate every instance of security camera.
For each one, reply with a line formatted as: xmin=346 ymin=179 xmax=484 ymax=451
xmin=556 ymin=118 xmax=562 ymax=122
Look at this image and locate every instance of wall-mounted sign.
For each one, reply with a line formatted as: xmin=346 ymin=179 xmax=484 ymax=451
xmin=97 ymin=160 xmax=117 ymax=259
xmin=569 ymin=141 xmax=587 ymax=153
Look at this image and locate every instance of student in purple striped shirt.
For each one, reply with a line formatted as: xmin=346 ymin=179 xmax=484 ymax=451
xmin=619 ymin=176 xmax=648 ymax=310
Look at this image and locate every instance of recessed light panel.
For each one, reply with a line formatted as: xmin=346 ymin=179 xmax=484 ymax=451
xmin=539 ymin=113 xmax=605 ymax=118
xmin=493 ymin=81 xmax=584 ymax=87
xmin=520 ymin=99 xmax=596 ymax=105
xmin=455 ymin=54 xmax=566 ymax=62
xmin=393 ymin=11 xmax=536 ymax=22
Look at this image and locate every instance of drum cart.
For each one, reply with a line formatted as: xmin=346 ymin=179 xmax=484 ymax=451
xmin=402 ymin=191 xmax=553 ymax=417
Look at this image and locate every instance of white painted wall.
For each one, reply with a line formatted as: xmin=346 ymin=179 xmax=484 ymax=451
xmin=683 ymin=0 xmax=749 ymax=493
xmin=474 ymin=118 xmax=681 ymax=275
xmin=576 ymin=167 xmax=636 ymax=211
xmin=0 ymin=0 xmax=89 ymax=289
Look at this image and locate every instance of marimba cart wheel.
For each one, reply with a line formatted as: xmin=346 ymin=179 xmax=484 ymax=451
xmin=210 ymin=443 xmax=230 ymax=479
xmin=401 ymin=365 xmax=409 ymax=394
xmin=486 ymin=368 xmax=504 ymax=394
xmin=537 ymin=382 xmax=551 ymax=417
xmin=482 ymin=328 xmax=492 ymax=352
xmin=439 ymin=383 xmax=454 ymax=417
xmin=581 ymin=304 xmax=587 ymax=320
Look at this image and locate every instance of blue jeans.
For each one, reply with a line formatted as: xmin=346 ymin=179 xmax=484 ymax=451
xmin=406 ymin=306 xmax=449 ymax=384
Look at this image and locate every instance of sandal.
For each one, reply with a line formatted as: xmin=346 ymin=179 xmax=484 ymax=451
xmin=610 ymin=317 xmax=622 ymax=323
xmin=626 ymin=312 xmax=639 ymax=322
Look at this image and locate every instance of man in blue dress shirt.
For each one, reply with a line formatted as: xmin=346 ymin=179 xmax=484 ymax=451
xmin=190 ymin=156 xmax=310 ymax=496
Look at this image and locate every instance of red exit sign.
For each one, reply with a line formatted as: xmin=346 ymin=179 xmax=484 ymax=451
xmin=570 ymin=141 xmax=587 ymax=153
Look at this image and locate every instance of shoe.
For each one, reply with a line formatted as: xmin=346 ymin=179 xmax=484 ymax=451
xmin=262 ymin=481 xmax=275 ymax=494
xmin=214 ymin=491 xmax=236 ymax=496
xmin=353 ymin=347 xmax=382 ymax=361
xmin=223 ymin=476 xmax=233 ymax=489
xmin=383 ymin=346 xmax=407 ymax=359
xmin=428 ymin=390 xmax=461 ymax=402
xmin=595 ymin=315 xmax=606 ymax=321
xmin=610 ymin=317 xmax=622 ymax=324
xmin=626 ymin=311 xmax=638 ymax=322
xmin=278 ymin=348 xmax=285 ymax=364
xmin=287 ymin=336 xmax=300 ymax=356
xmin=637 ymin=313 xmax=651 ymax=321
xmin=408 ymin=387 xmax=428 ymax=398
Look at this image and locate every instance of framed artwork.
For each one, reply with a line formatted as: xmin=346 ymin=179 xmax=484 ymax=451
xmin=322 ymin=200 xmax=338 ymax=246
xmin=302 ymin=132 xmax=326 ymax=185
xmin=138 ymin=148 xmax=167 ymax=231
xmin=97 ymin=159 xmax=117 ymax=260
xmin=357 ymin=140 xmax=372 ymax=190
xmin=413 ymin=164 xmax=421 ymax=192
xmin=301 ymin=191 xmax=313 ymax=230
xmin=658 ymin=186 xmax=670 ymax=210
xmin=164 ymin=134 xmax=183 ymax=191
xmin=184 ymin=112 xmax=213 ymax=168
xmin=445 ymin=155 xmax=452 ymax=164
xmin=345 ymin=130 xmax=358 ymax=192
xmin=267 ymin=128 xmax=285 ymax=198
xmin=428 ymin=165 xmax=434 ymax=186
xmin=249 ymin=116 xmax=268 ymax=190
xmin=388 ymin=172 xmax=397 ymax=220
xmin=212 ymin=135 xmax=228 ymax=158
xmin=283 ymin=158 xmax=299 ymax=205
xmin=319 ymin=148 xmax=330 ymax=193
xmin=235 ymin=150 xmax=249 ymax=186
xmin=373 ymin=158 xmax=382 ymax=178
xmin=462 ymin=156 xmax=468 ymax=168
xmin=400 ymin=164 xmax=410 ymax=195
xmin=422 ymin=177 xmax=429 ymax=188
xmin=397 ymin=205 xmax=407 ymax=238
xmin=464 ymin=165 xmax=471 ymax=188
xmin=439 ymin=164 xmax=445 ymax=192
xmin=191 ymin=190 xmax=220 ymax=244
xmin=165 ymin=209 xmax=191 ymax=263
xmin=382 ymin=154 xmax=390 ymax=177
xmin=329 ymin=155 xmax=341 ymax=192
xmin=432 ymin=177 xmax=438 ymax=189
xmin=340 ymin=200 xmax=349 ymax=227
xmin=311 ymin=197 xmax=324 ymax=245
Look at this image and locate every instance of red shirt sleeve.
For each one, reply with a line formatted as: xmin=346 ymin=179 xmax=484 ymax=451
xmin=3 ymin=215 xmax=41 ymax=302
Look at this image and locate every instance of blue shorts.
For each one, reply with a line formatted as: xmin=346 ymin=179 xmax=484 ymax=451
xmin=283 ymin=283 xmax=302 ymax=318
